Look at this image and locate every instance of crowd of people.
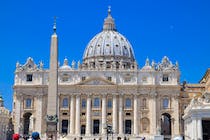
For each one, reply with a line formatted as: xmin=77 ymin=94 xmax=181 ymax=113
xmin=12 ymin=132 xmax=40 ymax=140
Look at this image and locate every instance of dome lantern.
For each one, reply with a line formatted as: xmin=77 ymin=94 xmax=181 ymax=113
xmin=103 ymin=6 xmax=116 ymax=31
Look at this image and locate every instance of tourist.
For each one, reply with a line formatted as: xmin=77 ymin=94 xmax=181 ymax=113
xmin=12 ymin=134 xmax=20 ymax=140
xmin=31 ymin=132 xmax=40 ymax=140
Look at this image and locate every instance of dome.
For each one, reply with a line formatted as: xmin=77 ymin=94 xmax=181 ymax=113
xmin=82 ymin=7 xmax=136 ymax=70
xmin=141 ymin=58 xmax=153 ymax=70
xmin=60 ymin=58 xmax=71 ymax=70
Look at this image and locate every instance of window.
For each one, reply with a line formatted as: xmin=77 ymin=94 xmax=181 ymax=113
xmin=93 ymin=98 xmax=100 ymax=108
xmin=107 ymin=113 xmax=112 ymax=116
xmin=107 ymin=77 xmax=112 ymax=81
xmin=82 ymin=77 xmax=86 ymax=81
xmin=25 ymin=98 xmax=32 ymax=108
xmin=126 ymin=113 xmax=131 ymax=116
xmin=125 ymin=98 xmax=131 ymax=108
xmin=142 ymin=77 xmax=147 ymax=82
xmin=82 ymin=113 xmax=86 ymax=116
xmin=82 ymin=99 xmax=86 ymax=108
xmin=62 ymin=113 xmax=68 ymax=116
xmin=124 ymin=77 xmax=131 ymax=82
xmin=163 ymin=98 xmax=169 ymax=109
xmin=107 ymin=99 xmax=112 ymax=108
xmin=62 ymin=98 xmax=68 ymax=108
xmin=26 ymin=74 xmax=33 ymax=82
xmin=62 ymin=74 xmax=69 ymax=82
xmin=142 ymin=98 xmax=147 ymax=109
xmin=162 ymin=74 xmax=169 ymax=82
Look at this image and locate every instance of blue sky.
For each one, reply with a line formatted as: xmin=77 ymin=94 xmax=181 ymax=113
xmin=0 ymin=0 xmax=210 ymax=111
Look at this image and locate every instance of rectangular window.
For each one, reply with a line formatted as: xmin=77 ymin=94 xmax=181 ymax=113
xmin=62 ymin=113 xmax=68 ymax=116
xmin=82 ymin=77 xmax=86 ymax=81
xmin=163 ymin=98 xmax=169 ymax=109
xmin=107 ymin=99 xmax=112 ymax=108
xmin=107 ymin=77 xmax=112 ymax=81
xmin=93 ymin=98 xmax=100 ymax=108
xmin=62 ymin=98 xmax=68 ymax=108
xmin=142 ymin=77 xmax=147 ymax=82
xmin=124 ymin=77 xmax=131 ymax=82
xmin=82 ymin=99 xmax=86 ymax=108
xmin=125 ymin=98 xmax=131 ymax=109
xmin=126 ymin=113 xmax=131 ymax=116
xmin=162 ymin=74 xmax=169 ymax=82
xmin=62 ymin=74 xmax=69 ymax=82
xmin=26 ymin=74 xmax=33 ymax=82
xmin=25 ymin=98 xmax=32 ymax=108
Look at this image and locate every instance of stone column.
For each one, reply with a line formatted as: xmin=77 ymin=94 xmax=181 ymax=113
xmin=150 ymin=94 xmax=157 ymax=135
xmin=102 ymin=95 xmax=107 ymax=135
xmin=75 ymin=95 xmax=81 ymax=135
xmin=119 ymin=94 xmax=123 ymax=135
xmin=29 ymin=115 xmax=34 ymax=133
xmin=70 ymin=96 xmax=75 ymax=134
xmin=172 ymin=96 xmax=180 ymax=135
xmin=86 ymin=95 xmax=91 ymax=135
xmin=14 ymin=94 xmax=21 ymax=133
xmin=133 ymin=95 xmax=138 ymax=135
xmin=192 ymin=117 xmax=197 ymax=140
xmin=197 ymin=118 xmax=202 ymax=140
xmin=112 ymin=95 xmax=117 ymax=134
xmin=36 ymin=95 xmax=43 ymax=134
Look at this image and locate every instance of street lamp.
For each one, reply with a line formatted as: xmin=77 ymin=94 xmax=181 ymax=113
xmin=106 ymin=124 xmax=113 ymax=140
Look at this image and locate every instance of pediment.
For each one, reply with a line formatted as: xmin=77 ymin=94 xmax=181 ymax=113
xmin=77 ymin=77 xmax=115 ymax=85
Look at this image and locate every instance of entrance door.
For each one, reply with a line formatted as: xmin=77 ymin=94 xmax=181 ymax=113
xmin=61 ymin=120 xmax=68 ymax=134
xmin=23 ymin=112 xmax=32 ymax=135
xmin=93 ymin=120 xmax=100 ymax=134
xmin=81 ymin=125 xmax=86 ymax=135
xmin=125 ymin=120 xmax=131 ymax=134
xmin=161 ymin=113 xmax=171 ymax=139
xmin=203 ymin=120 xmax=210 ymax=139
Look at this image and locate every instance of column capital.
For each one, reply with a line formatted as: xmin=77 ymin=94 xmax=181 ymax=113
xmin=86 ymin=93 xmax=92 ymax=97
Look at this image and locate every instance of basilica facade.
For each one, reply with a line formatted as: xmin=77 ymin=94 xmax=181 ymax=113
xmin=12 ymin=8 xmax=193 ymax=140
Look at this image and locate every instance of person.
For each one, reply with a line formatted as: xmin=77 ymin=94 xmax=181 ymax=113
xmin=31 ymin=132 xmax=40 ymax=140
xmin=12 ymin=134 xmax=20 ymax=140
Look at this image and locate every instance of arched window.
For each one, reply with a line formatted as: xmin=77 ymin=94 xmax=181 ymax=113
xmin=62 ymin=98 xmax=68 ymax=108
xmin=25 ymin=98 xmax=32 ymax=108
xmin=82 ymin=99 xmax=86 ymax=108
xmin=163 ymin=98 xmax=169 ymax=109
xmin=125 ymin=98 xmax=131 ymax=108
xmin=93 ymin=98 xmax=100 ymax=108
xmin=142 ymin=98 xmax=147 ymax=109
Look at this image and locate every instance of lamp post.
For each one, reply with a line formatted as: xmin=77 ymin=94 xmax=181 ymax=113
xmin=106 ymin=124 xmax=113 ymax=140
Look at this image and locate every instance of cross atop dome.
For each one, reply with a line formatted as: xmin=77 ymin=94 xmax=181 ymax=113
xmin=53 ymin=16 xmax=57 ymax=34
xmin=108 ymin=5 xmax=111 ymax=15
xmin=103 ymin=6 xmax=116 ymax=31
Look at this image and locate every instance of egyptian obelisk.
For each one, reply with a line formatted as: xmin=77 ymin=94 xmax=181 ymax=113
xmin=46 ymin=17 xmax=58 ymax=140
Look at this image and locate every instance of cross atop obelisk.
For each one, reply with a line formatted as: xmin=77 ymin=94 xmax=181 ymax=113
xmin=46 ymin=17 xmax=58 ymax=140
